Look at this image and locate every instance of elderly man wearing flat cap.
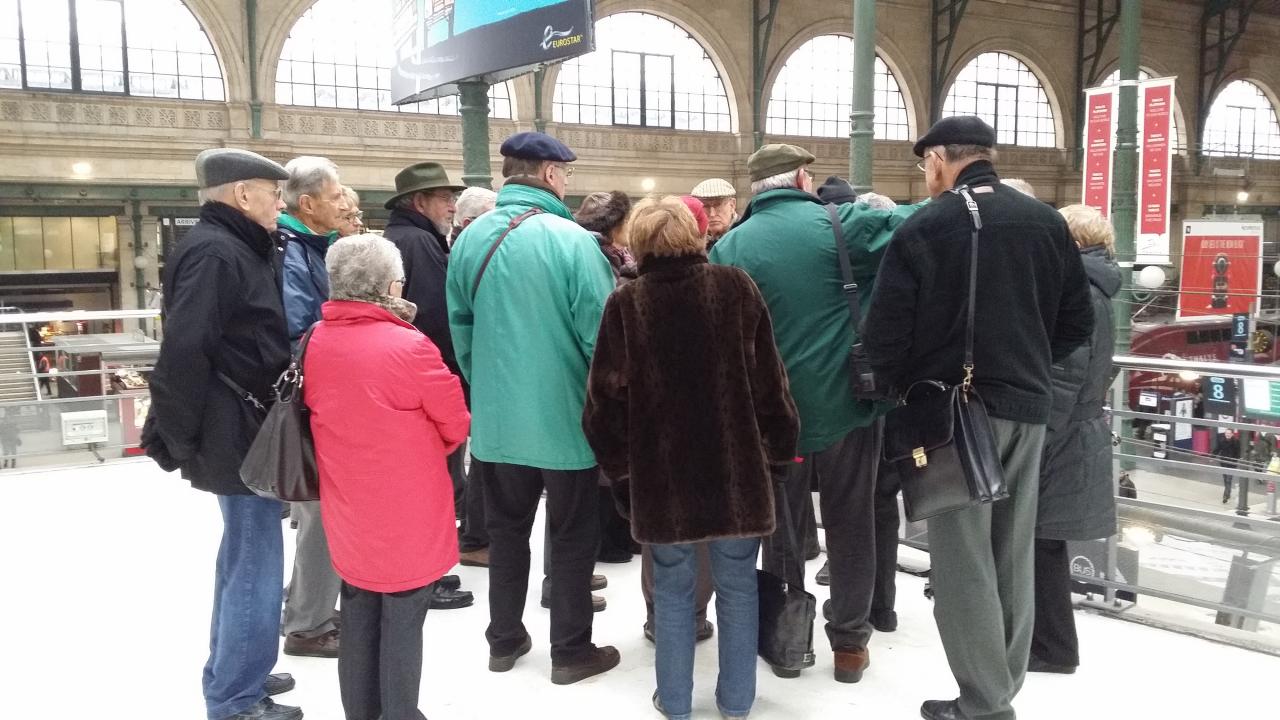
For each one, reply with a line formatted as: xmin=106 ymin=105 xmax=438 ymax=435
xmin=862 ymin=116 xmax=1092 ymax=720
xmin=710 ymin=142 xmax=920 ymax=685
xmin=446 ymin=131 xmax=619 ymax=685
xmin=690 ymin=177 xmax=738 ymax=251
xmin=380 ymin=162 xmax=483 ymax=614
xmin=142 ymin=149 xmax=303 ymax=720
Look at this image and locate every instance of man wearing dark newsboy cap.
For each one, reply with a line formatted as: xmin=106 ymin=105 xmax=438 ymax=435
xmin=710 ymin=142 xmax=923 ymax=685
xmin=143 ymin=148 xmax=303 ymax=720
xmin=445 ymin=132 xmax=620 ymax=685
xmin=381 ymin=161 xmax=483 ymax=611
xmin=862 ymin=117 xmax=1093 ymax=720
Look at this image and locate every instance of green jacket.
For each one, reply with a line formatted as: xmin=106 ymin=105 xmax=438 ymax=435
xmin=445 ymin=182 xmax=615 ymax=469
xmin=710 ymin=188 xmax=921 ymax=453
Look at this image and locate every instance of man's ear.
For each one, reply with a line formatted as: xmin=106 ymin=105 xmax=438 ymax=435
xmin=297 ymin=193 xmax=314 ymax=217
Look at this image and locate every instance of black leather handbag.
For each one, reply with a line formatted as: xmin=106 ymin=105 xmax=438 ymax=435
xmin=826 ymin=204 xmax=890 ymax=401
xmin=756 ymin=476 xmax=816 ymax=675
xmin=240 ymin=324 xmax=319 ymax=502
xmin=881 ymin=186 xmax=1008 ymax=522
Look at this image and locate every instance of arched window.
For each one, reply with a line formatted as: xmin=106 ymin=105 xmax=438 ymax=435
xmin=1101 ymin=69 xmax=1185 ymax=154
xmin=1203 ymin=80 xmax=1280 ymax=159
xmin=942 ymin=52 xmax=1055 ymax=147
xmin=276 ymin=0 xmax=513 ymax=117
xmin=0 ymin=0 xmax=224 ymax=100
xmin=552 ymin=12 xmax=731 ymax=132
xmin=765 ymin=35 xmax=909 ymax=140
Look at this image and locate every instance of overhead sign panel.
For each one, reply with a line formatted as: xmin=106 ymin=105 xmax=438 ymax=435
xmin=392 ymin=0 xmax=594 ymax=104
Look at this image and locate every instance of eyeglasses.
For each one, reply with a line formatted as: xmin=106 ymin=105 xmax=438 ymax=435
xmin=916 ymin=151 xmax=938 ymax=173
xmin=247 ymin=183 xmax=283 ymax=201
xmin=344 ymin=211 xmax=365 ymax=221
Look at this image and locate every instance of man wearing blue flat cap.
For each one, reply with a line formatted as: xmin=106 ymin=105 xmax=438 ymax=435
xmin=863 ymin=116 xmax=1092 ymax=720
xmin=446 ymin=132 xmax=619 ymax=685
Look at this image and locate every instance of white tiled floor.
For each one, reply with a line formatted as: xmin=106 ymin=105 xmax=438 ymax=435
xmin=3 ymin=460 xmax=1276 ymax=719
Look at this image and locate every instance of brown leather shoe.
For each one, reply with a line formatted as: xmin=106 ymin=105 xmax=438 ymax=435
xmin=550 ymin=645 xmax=621 ymax=685
xmin=541 ymin=593 xmax=607 ymax=612
xmin=459 ymin=547 xmax=490 ymax=567
xmin=283 ymin=629 xmax=339 ymax=658
xmin=834 ymin=647 xmax=870 ymax=683
xmin=591 ymin=574 xmax=608 ymax=591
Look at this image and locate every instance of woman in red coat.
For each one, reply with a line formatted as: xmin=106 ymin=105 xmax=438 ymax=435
xmin=303 ymin=233 xmax=470 ymax=720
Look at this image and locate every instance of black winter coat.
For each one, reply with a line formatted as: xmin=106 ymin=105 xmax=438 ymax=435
xmin=145 ymin=201 xmax=291 ymax=495
xmin=384 ymin=209 xmax=459 ymax=378
xmin=1037 ymin=246 xmax=1120 ymax=540
xmin=863 ymin=162 xmax=1093 ymax=424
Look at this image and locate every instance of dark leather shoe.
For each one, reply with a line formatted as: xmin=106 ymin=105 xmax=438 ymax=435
xmin=1028 ymin=656 xmax=1077 ymax=674
xmin=591 ymin=574 xmax=608 ymax=591
xmin=870 ymin=609 xmax=898 ymax=633
xmin=643 ymin=619 xmax=714 ymax=643
xmin=551 ymin=645 xmax=620 ymax=685
xmin=489 ymin=634 xmax=532 ymax=672
xmin=921 ymin=699 xmax=968 ymax=720
xmin=541 ymin=592 xmax=606 ymax=612
xmin=833 ymin=647 xmax=870 ymax=683
xmin=823 ymin=598 xmax=832 ymax=621
xmin=430 ymin=586 xmax=474 ymax=610
xmin=264 ymin=672 xmax=295 ymax=696
xmin=283 ymin=629 xmax=338 ymax=658
xmin=437 ymin=574 xmax=461 ymax=591
xmin=815 ymin=560 xmax=831 ymax=586
xmin=225 ymin=698 xmax=303 ymax=720
xmin=459 ymin=547 xmax=490 ymax=567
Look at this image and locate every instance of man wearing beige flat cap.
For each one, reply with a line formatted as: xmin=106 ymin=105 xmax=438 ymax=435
xmin=690 ymin=177 xmax=738 ymax=250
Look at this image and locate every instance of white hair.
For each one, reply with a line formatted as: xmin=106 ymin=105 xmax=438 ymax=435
xmin=856 ymin=192 xmax=897 ymax=211
xmin=326 ymin=233 xmax=404 ymax=301
xmin=283 ymin=156 xmax=340 ymax=212
xmin=750 ymin=169 xmax=804 ymax=196
xmin=1002 ymin=178 xmax=1036 ymax=198
xmin=456 ymin=186 xmax=497 ymax=222
xmin=198 ymin=181 xmax=236 ymax=205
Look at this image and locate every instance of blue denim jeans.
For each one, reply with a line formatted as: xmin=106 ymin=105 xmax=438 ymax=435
xmin=652 ymin=537 xmax=761 ymax=720
xmin=203 ymin=494 xmax=285 ymax=720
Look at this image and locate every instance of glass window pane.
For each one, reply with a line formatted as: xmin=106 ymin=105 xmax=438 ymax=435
xmin=943 ymin=52 xmax=1056 ymax=147
xmin=20 ymin=0 xmax=73 ymax=89
xmin=123 ymin=0 xmax=223 ymax=100
xmin=42 ymin=218 xmax=73 ymax=269
xmin=13 ymin=218 xmax=44 ymax=270
xmin=71 ymin=217 xmax=103 ymax=269
xmin=0 ymin=218 xmax=15 ymax=271
xmin=1205 ymin=80 xmax=1280 ymax=159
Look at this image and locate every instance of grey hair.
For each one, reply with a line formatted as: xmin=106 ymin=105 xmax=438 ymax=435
xmin=341 ymin=185 xmax=360 ymax=205
xmin=198 ymin=181 xmax=237 ymax=205
xmin=326 ymin=233 xmax=404 ymax=302
xmin=750 ymin=169 xmax=803 ymax=196
xmin=283 ymin=156 xmax=340 ymax=212
xmin=856 ymin=192 xmax=897 ymax=211
xmin=1002 ymin=178 xmax=1036 ymax=198
xmin=456 ymin=186 xmax=497 ymax=222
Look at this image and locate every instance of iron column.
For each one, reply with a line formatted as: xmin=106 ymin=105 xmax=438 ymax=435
xmin=1113 ymin=0 xmax=1141 ymax=471
xmin=458 ymin=80 xmax=493 ymax=189
xmin=849 ymin=0 xmax=877 ymax=193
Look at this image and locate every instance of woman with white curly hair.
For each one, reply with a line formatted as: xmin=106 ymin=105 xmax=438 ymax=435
xmin=303 ymin=233 xmax=470 ymax=720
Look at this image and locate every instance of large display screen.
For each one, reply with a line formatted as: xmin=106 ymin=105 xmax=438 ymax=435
xmin=392 ymin=0 xmax=594 ymax=104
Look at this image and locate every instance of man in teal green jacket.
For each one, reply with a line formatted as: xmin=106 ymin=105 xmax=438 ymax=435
xmin=710 ymin=143 xmax=920 ymax=684
xmin=445 ymin=132 xmax=619 ymax=685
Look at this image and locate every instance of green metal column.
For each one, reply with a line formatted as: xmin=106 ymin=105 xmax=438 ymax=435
xmin=1113 ymin=0 xmax=1140 ymax=472
xmin=849 ymin=0 xmax=877 ymax=193
xmin=246 ymin=0 xmax=262 ymax=139
xmin=533 ymin=68 xmax=547 ymax=133
xmin=458 ymin=81 xmax=493 ymax=189
xmin=131 ymin=200 xmax=148 ymax=334
xmin=1113 ymin=0 xmax=1139 ymax=354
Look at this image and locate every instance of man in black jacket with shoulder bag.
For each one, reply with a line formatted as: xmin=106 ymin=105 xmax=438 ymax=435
xmin=863 ymin=117 xmax=1092 ymax=720
xmin=143 ymin=148 xmax=302 ymax=720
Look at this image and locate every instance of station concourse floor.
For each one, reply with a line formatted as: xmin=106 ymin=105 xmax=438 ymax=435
xmin=4 ymin=460 xmax=1276 ymax=719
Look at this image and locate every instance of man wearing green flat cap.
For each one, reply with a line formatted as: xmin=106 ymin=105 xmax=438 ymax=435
xmin=383 ymin=161 xmax=480 ymax=612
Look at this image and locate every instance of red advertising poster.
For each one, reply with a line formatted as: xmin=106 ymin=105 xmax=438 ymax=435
xmin=1139 ymin=81 xmax=1172 ymax=236
xmin=1176 ymin=221 xmax=1264 ymax=321
xmin=1082 ymin=89 xmax=1115 ymax=217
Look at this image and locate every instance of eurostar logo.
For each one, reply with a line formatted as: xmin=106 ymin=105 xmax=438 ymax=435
xmin=541 ymin=25 xmax=583 ymax=51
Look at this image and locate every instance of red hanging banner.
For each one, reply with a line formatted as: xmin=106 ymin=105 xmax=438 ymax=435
xmin=1137 ymin=79 xmax=1175 ymax=264
xmin=1082 ymin=88 xmax=1116 ymax=217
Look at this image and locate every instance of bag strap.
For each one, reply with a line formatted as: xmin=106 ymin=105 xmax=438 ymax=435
xmin=774 ymin=470 xmax=803 ymax=588
xmin=276 ymin=322 xmax=319 ymax=402
xmin=948 ymin=185 xmax=984 ymax=392
xmin=824 ymin=204 xmax=862 ymax=332
xmin=471 ymin=208 xmax=543 ymax=301
xmin=216 ymin=371 xmax=265 ymax=412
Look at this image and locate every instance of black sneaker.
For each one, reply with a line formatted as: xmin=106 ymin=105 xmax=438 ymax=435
xmin=264 ymin=673 xmax=295 ymax=696
xmin=226 ymin=698 xmax=303 ymax=720
xmin=489 ymin=634 xmax=533 ymax=672
xmin=551 ymin=645 xmax=621 ymax=685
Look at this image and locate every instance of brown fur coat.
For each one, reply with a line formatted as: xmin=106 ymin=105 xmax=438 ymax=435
xmin=582 ymin=254 xmax=799 ymax=545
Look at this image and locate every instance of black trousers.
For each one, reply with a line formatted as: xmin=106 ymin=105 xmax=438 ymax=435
xmin=458 ymin=454 xmax=490 ymax=552
xmin=872 ymin=460 xmax=900 ymax=619
xmin=598 ymin=484 xmax=634 ymax=559
xmin=485 ymin=463 xmax=600 ymax=664
xmin=1031 ymin=538 xmax=1080 ymax=667
xmin=763 ymin=422 xmax=880 ymax=651
xmin=338 ymin=582 xmax=432 ymax=720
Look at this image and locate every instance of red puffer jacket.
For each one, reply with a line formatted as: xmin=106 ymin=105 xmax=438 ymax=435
xmin=304 ymin=300 xmax=470 ymax=593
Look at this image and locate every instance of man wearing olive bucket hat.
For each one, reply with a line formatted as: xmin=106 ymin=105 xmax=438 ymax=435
xmin=383 ymin=162 xmax=482 ymax=612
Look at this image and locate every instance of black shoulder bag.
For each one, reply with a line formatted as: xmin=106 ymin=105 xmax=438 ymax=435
xmin=880 ymin=186 xmax=1008 ymax=522
xmin=471 ymin=208 xmax=543 ymax=300
xmin=825 ymin=204 xmax=890 ymax=401
xmin=240 ymin=323 xmax=320 ymax=502
xmin=756 ymin=474 xmax=817 ymax=675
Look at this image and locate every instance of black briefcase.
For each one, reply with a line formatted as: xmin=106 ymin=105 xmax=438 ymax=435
xmin=883 ymin=380 xmax=1008 ymax=522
